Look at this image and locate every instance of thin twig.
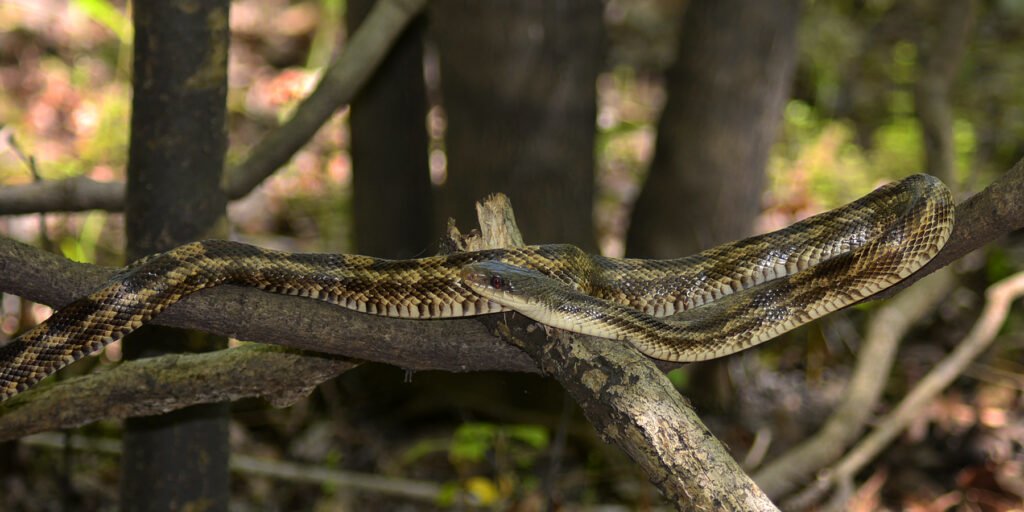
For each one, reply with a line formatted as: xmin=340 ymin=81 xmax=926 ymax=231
xmin=785 ymin=270 xmax=1024 ymax=510
xmin=754 ymin=268 xmax=956 ymax=498
xmin=0 ymin=0 xmax=428 ymax=215
xmin=222 ymin=0 xmax=426 ymax=198
xmin=21 ymin=432 xmax=474 ymax=506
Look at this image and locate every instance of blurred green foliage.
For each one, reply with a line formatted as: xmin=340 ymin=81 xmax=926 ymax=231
xmin=71 ymin=0 xmax=131 ymax=44
xmin=401 ymin=422 xmax=549 ymax=506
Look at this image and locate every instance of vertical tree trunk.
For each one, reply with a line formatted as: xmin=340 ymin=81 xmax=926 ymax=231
xmin=121 ymin=3 xmax=230 ymax=511
xmin=914 ymin=0 xmax=977 ymax=189
xmin=430 ymin=0 xmax=604 ymax=250
xmin=349 ymin=0 xmax=433 ymax=258
xmin=626 ymin=0 xmax=800 ymax=258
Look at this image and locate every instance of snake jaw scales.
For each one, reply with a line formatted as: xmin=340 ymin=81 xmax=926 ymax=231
xmin=0 ymin=174 xmax=953 ymax=402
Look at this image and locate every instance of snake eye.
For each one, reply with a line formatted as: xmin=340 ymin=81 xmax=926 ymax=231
xmin=490 ymin=275 xmax=505 ymax=290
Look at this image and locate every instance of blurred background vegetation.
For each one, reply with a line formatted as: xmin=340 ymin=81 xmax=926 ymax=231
xmin=1 ymin=0 xmax=1023 ymax=510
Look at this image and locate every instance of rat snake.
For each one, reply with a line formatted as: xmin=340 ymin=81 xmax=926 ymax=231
xmin=0 ymin=174 xmax=953 ymax=402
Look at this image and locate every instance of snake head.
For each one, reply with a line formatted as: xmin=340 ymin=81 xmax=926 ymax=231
xmin=460 ymin=261 xmax=550 ymax=310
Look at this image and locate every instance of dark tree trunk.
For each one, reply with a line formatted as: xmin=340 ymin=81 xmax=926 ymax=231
xmin=349 ymin=0 xmax=433 ymax=258
xmin=430 ymin=0 xmax=604 ymax=250
xmin=121 ymin=3 xmax=230 ymax=511
xmin=626 ymin=0 xmax=801 ymax=258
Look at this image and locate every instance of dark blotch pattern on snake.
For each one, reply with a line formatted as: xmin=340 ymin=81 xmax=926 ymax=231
xmin=0 ymin=174 xmax=954 ymax=401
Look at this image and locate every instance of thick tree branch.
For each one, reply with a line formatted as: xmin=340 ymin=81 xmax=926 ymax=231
xmin=468 ymin=196 xmax=776 ymax=510
xmin=0 ymin=235 xmax=538 ymax=374
xmin=494 ymin=318 xmax=778 ymax=510
xmin=0 ymin=0 xmax=427 ymax=215
xmin=0 ymin=345 xmax=354 ymax=440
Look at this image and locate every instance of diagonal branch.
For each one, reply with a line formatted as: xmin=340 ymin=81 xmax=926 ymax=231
xmin=222 ymin=0 xmax=426 ymax=198
xmin=783 ymin=269 xmax=1024 ymax=510
xmin=457 ymin=195 xmax=777 ymax=509
xmin=0 ymin=0 xmax=427 ymax=215
xmin=495 ymin=317 xmax=779 ymax=510
xmin=753 ymin=268 xmax=956 ymax=498
xmin=870 ymin=156 xmax=1024 ymax=299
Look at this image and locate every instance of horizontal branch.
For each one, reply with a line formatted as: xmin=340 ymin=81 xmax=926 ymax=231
xmin=0 ymin=0 xmax=427 ymax=215
xmin=0 ymin=175 xmax=125 ymax=214
xmin=22 ymin=432 xmax=469 ymax=505
xmin=0 ymin=345 xmax=355 ymax=440
xmin=0 ymin=235 xmax=539 ymax=374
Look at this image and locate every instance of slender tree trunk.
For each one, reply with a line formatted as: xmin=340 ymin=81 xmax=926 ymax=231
xmin=626 ymin=0 xmax=800 ymax=258
xmin=914 ymin=0 xmax=977 ymax=189
xmin=430 ymin=0 xmax=604 ymax=250
xmin=120 ymin=3 xmax=230 ymax=511
xmin=349 ymin=0 xmax=433 ymax=258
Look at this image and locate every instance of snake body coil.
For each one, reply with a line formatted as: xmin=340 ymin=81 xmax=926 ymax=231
xmin=0 ymin=174 xmax=954 ymax=402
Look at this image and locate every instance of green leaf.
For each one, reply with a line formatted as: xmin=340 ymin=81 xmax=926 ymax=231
xmin=72 ymin=0 xmax=132 ymax=45
xmin=506 ymin=424 xmax=549 ymax=450
xmin=450 ymin=423 xmax=496 ymax=464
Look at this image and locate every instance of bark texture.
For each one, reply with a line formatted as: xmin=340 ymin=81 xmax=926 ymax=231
xmin=430 ymin=0 xmax=603 ymax=249
xmin=626 ymin=0 xmax=800 ymax=258
xmin=499 ymin=320 xmax=778 ymax=510
xmin=121 ymin=2 xmax=231 ymax=510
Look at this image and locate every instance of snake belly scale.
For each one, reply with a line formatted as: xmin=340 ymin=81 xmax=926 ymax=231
xmin=0 ymin=174 xmax=954 ymax=402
